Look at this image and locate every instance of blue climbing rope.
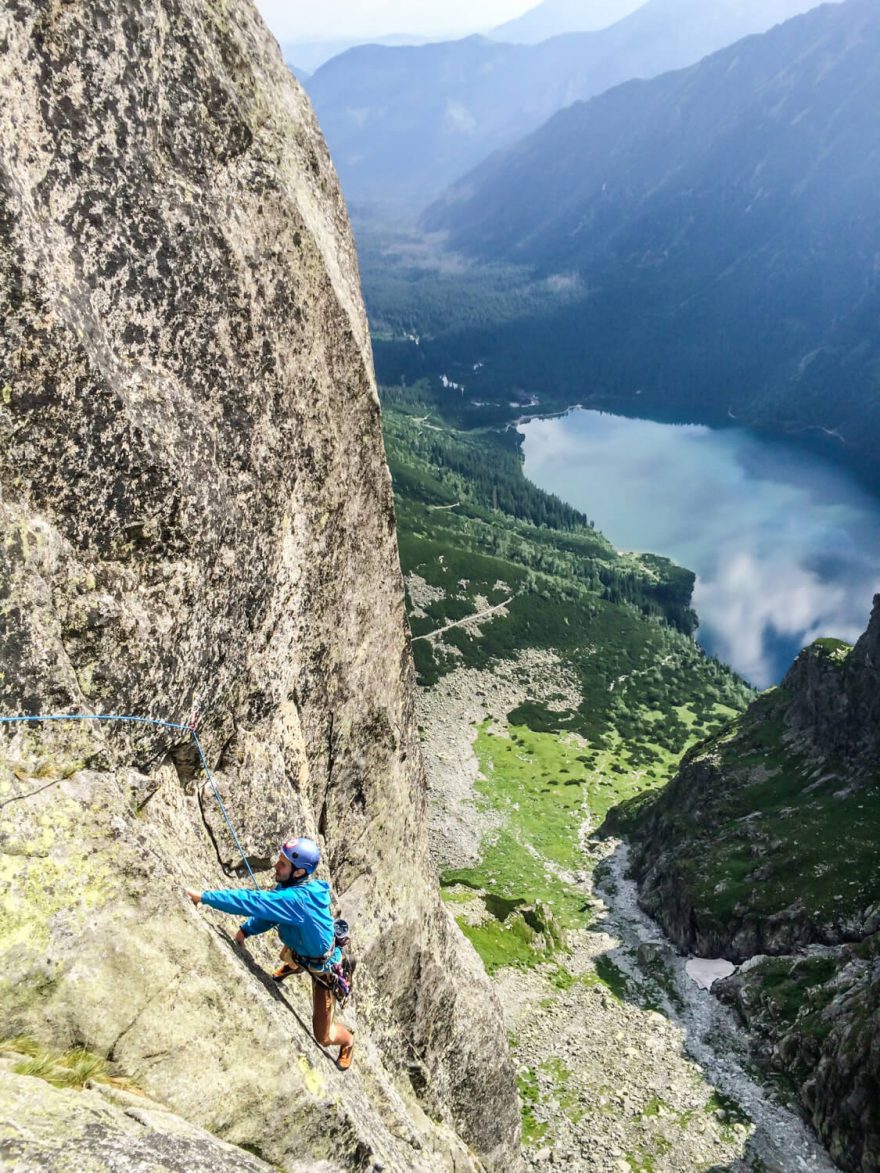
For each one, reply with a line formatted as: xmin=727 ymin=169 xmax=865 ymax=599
xmin=0 ymin=711 xmax=257 ymax=886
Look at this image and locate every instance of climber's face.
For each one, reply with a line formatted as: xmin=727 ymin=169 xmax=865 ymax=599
xmin=274 ymin=854 xmax=308 ymax=884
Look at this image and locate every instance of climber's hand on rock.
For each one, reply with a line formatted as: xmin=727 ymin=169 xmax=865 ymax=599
xmin=185 ymin=888 xmax=202 ymax=905
xmin=235 ymin=928 xmax=246 ymax=945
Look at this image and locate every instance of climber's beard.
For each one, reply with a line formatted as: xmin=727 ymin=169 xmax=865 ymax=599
xmin=274 ymin=855 xmax=293 ymax=884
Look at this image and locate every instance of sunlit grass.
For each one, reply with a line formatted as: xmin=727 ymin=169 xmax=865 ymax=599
xmin=2 ymin=1037 xmax=139 ymax=1093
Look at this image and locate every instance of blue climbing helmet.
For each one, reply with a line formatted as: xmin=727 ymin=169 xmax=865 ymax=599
xmin=280 ymin=836 xmax=321 ymax=875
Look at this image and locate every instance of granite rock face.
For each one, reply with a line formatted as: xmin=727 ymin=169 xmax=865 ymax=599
xmin=0 ymin=1063 xmax=274 ymax=1173
xmin=0 ymin=2 xmax=519 ymax=1169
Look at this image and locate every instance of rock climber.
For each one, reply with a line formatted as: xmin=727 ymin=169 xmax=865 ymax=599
xmin=185 ymin=836 xmax=354 ymax=1071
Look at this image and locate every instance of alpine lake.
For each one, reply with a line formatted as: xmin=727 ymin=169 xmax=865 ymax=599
xmin=520 ymin=408 xmax=880 ymax=687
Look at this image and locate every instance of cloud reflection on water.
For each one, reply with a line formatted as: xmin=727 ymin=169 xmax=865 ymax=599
xmin=520 ymin=411 xmax=880 ymax=687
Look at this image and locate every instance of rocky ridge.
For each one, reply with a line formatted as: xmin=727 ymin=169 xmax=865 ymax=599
xmin=623 ymin=597 xmax=880 ymax=1170
xmin=627 ymin=598 xmax=880 ymax=959
xmin=783 ymin=597 xmax=880 ymax=766
xmin=0 ymin=1 xmax=519 ymax=1168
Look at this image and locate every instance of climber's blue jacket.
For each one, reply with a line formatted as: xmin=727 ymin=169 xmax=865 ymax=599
xmin=201 ymin=879 xmax=340 ymax=970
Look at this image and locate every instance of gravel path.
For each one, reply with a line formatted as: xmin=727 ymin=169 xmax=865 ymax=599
xmin=411 ymin=597 xmax=513 ymax=643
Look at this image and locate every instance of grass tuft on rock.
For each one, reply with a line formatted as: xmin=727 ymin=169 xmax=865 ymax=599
xmin=3 ymin=1038 xmax=139 ymax=1092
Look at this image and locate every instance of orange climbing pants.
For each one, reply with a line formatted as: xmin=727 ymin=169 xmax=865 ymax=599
xmin=311 ymin=982 xmax=335 ymax=1046
xmin=279 ymin=946 xmax=336 ymax=1045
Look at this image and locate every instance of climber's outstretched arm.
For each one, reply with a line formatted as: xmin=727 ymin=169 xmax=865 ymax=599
xmin=185 ymin=886 xmax=306 ymax=925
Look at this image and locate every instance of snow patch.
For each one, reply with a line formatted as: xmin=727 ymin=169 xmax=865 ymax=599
xmin=686 ymin=958 xmax=737 ymax=990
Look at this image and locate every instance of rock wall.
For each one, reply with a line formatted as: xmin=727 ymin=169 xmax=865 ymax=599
xmin=715 ymin=944 xmax=880 ymax=1173
xmin=0 ymin=2 xmax=519 ymax=1168
xmin=783 ymin=596 xmax=880 ymax=766
xmin=0 ymin=1060 xmax=275 ymax=1173
xmin=620 ymin=597 xmax=880 ymax=1171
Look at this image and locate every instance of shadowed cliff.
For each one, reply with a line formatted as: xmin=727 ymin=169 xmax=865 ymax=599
xmin=616 ymin=599 xmax=880 ymax=1170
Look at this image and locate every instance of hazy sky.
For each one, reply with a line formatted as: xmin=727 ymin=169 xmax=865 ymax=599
xmin=255 ymin=0 xmax=536 ymax=42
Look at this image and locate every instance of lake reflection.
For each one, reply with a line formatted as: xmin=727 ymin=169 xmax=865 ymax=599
xmin=519 ymin=410 xmax=880 ymax=687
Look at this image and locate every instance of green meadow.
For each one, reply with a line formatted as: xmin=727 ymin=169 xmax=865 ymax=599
xmin=382 ymin=389 xmax=753 ymax=972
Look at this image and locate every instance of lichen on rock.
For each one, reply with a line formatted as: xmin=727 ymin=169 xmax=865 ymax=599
xmin=0 ymin=1 xmax=519 ymax=1168
xmin=0 ymin=1063 xmax=275 ymax=1173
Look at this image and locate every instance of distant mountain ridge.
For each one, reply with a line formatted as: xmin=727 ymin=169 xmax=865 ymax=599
xmin=421 ymin=0 xmax=880 ymax=485
xmin=280 ymin=33 xmax=441 ymax=75
xmin=306 ymin=0 xmax=829 ymax=208
xmin=489 ymin=0 xmax=646 ymax=43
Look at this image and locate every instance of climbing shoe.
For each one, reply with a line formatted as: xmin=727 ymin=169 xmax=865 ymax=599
xmin=336 ymin=1040 xmax=355 ymax=1072
xmin=272 ymin=962 xmax=301 ymax=982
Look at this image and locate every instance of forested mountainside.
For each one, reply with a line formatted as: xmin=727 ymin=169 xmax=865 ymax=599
xmin=305 ymin=0 xmax=822 ymax=209
xmin=419 ymin=0 xmax=880 ymax=486
xmin=613 ymin=600 xmax=880 ymax=1170
xmin=382 ymin=382 xmax=753 ymax=879
xmin=0 ymin=2 xmax=520 ymax=1168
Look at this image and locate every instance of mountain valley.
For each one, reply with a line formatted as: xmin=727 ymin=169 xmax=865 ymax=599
xmin=395 ymin=0 xmax=880 ymax=489
xmin=381 ymin=388 xmax=877 ymax=1170
xmin=2 ymin=0 xmax=878 ymax=1169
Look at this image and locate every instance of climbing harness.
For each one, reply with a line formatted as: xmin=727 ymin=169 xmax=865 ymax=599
xmin=289 ymin=944 xmax=337 ymax=969
xmin=280 ymin=918 xmax=355 ymax=1004
xmin=0 ymin=710 xmax=257 ymax=886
